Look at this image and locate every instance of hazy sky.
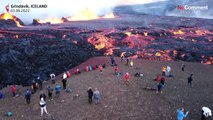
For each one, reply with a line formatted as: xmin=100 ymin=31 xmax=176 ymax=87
xmin=0 ymin=0 xmax=163 ymax=23
xmin=1 ymin=0 xmax=211 ymax=23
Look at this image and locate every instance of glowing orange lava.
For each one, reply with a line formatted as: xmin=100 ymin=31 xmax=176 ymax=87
xmin=173 ymin=30 xmax=185 ymax=35
xmin=144 ymin=32 xmax=148 ymax=36
xmin=105 ymin=48 xmax=114 ymax=55
xmin=88 ymin=34 xmax=113 ymax=50
xmin=125 ymin=32 xmax=133 ymax=36
xmin=155 ymin=52 xmax=161 ymax=57
xmin=0 ymin=12 xmax=23 ymax=27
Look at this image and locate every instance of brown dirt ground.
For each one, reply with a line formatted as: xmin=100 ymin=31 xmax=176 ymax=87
xmin=0 ymin=57 xmax=213 ymax=120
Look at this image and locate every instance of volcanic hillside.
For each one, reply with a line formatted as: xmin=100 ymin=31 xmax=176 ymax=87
xmin=0 ymin=57 xmax=213 ymax=120
xmin=0 ymin=12 xmax=212 ymax=89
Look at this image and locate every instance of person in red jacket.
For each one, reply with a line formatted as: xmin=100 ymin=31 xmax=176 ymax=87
xmin=85 ymin=66 xmax=89 ymax=72
xmin=124 ymin=73 xmax=130 ymax=85
xmin=99 ymin=65 xmax=103 ymax=74
xmin=93 ymin=65 xmax=97 ymax=70
xmin=75 ymin=69 xmax=80 ymax=75
xmin=114 ymin=67 xmax=118 ymax=75
xmin=66 ymin=71 xmax=71 ymax=78
xmin=11 ymin=85 xmax=16 ymax=97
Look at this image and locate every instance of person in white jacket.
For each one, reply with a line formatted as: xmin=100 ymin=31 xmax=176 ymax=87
xmin=93 ymin=88 xmax=101 ymax=104
xmin=50 ymin=73 xmax=56 ymax=84
xmin=40 ymin=97 xmax=49 ymax=116
xmin=201 ymin=107 xmax=212 ymax=120
xmin=62 ymin=72 xmax=67 ymax=79
xmin=166 ymin=66 xmax=171 ymax=76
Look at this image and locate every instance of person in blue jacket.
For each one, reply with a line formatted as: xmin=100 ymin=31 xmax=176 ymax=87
xmin=177 ymin=108 xmax=189 ymax=120
xmin=55 ymin=84 xmax=61 ymax=98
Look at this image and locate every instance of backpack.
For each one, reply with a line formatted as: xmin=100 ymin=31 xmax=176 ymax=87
xmin=7 ymin=112 xmax=12 ymax=117
xmin=25 ymin=91 xmax=31 ymax=98
xmin=65 ymin=88 xmax=72 ymax=93
xmin=48 ymin=87 xmax=53 ymax=92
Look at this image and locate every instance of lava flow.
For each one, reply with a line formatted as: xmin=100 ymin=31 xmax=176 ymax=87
xmin=85 ymin=24 xmax=212 ymax=64
xmin=0 ymin=12 xmax=23 ymax=27
xmin=0 ymin=14 xmax=212 ymax=64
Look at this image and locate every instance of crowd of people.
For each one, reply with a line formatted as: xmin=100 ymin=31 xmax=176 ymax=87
xmin=0 ymin=56 xmax=211 ymax=120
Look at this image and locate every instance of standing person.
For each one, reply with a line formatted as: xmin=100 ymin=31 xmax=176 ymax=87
xmin=62 ymin=78 xmax=67 ymax=90
xmin=55 ymin=84 xmax=61 ymax=98
xmin=87 ymin=87 xmax=93 ymax=104
xmin=93 ymin=88 xmax=100 ymax=104
xmin=11 ymin=85 xmax=16 ymax=97
xmin=40 ymin=91 xmax=46 ymax=101
xmin=24 ymin=89 xmax=31 ymax=104
xmin=32 ymin=80 xmax=37 ymax=93
xmin=201 ymin=107 xmax=212 ymax=120
xmin=162 ymin=66 xmax=167 ymax=76
xmin=40 ymin=98 xmax=49 ymax=116
xmin=38 ymin=81 xmax=43 ymax=90
xmin=110 ymin=56 xmax=115 ymax=65
xmin=130 ymin=60 xmax=133 ymax=67
xmin=75 ymin=69 xmax=80 ymax=75
xmin=47 ymin=85 xmax=53 ymax=100
xmin=166 ymin=66 xmax=171 ymax=77
xmin=86 ymin=66 xmax=89 ymax=72
xmin=50 ymin=73 xmax=56 ymax=84
xmin=63 ymin=72 xmax=67 ymax=80
xmin=124 ymin=73 xmax=130 ymax=85
xmin=37 ymin=77 xmax=43 ymax=90
xmin=126 ymin=57 xmax=129 ymax=65
xmin=188 ymin=74 xmax=193 ymax=87
xmin=177 ymin=108 xmax=189 ymax=120
xmin=114 ymin=66 xmax=118 ymax=75
xmin=99 ymin=65 xmax=103 ymax=74
xmin=181 ymin=64 xmax=185 ymax=71
xmin=66 ymin=71 xmax=71 ymax=78
xmin=121 ymin=55 xmax=124 ymax=63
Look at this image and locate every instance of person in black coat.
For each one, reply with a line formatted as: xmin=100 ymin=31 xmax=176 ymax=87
xmin=87 ymin=87 xmax=93 ymax=104
xmin=188 ymin=74 xmax=193 ymax=87
xmin=24 ymin=89 xmax=31 ymax=104
xmin=62 ymin=79 xmax=67 ymax=90
xmin=32 ymin=80 xmax=37 ymax=93
xmin=181 ymin=64 xmax=185 ymax=71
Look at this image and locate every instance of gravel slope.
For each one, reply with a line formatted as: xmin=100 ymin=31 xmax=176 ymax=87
xmin=0 ymin=57 xmax=213 ymax=120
